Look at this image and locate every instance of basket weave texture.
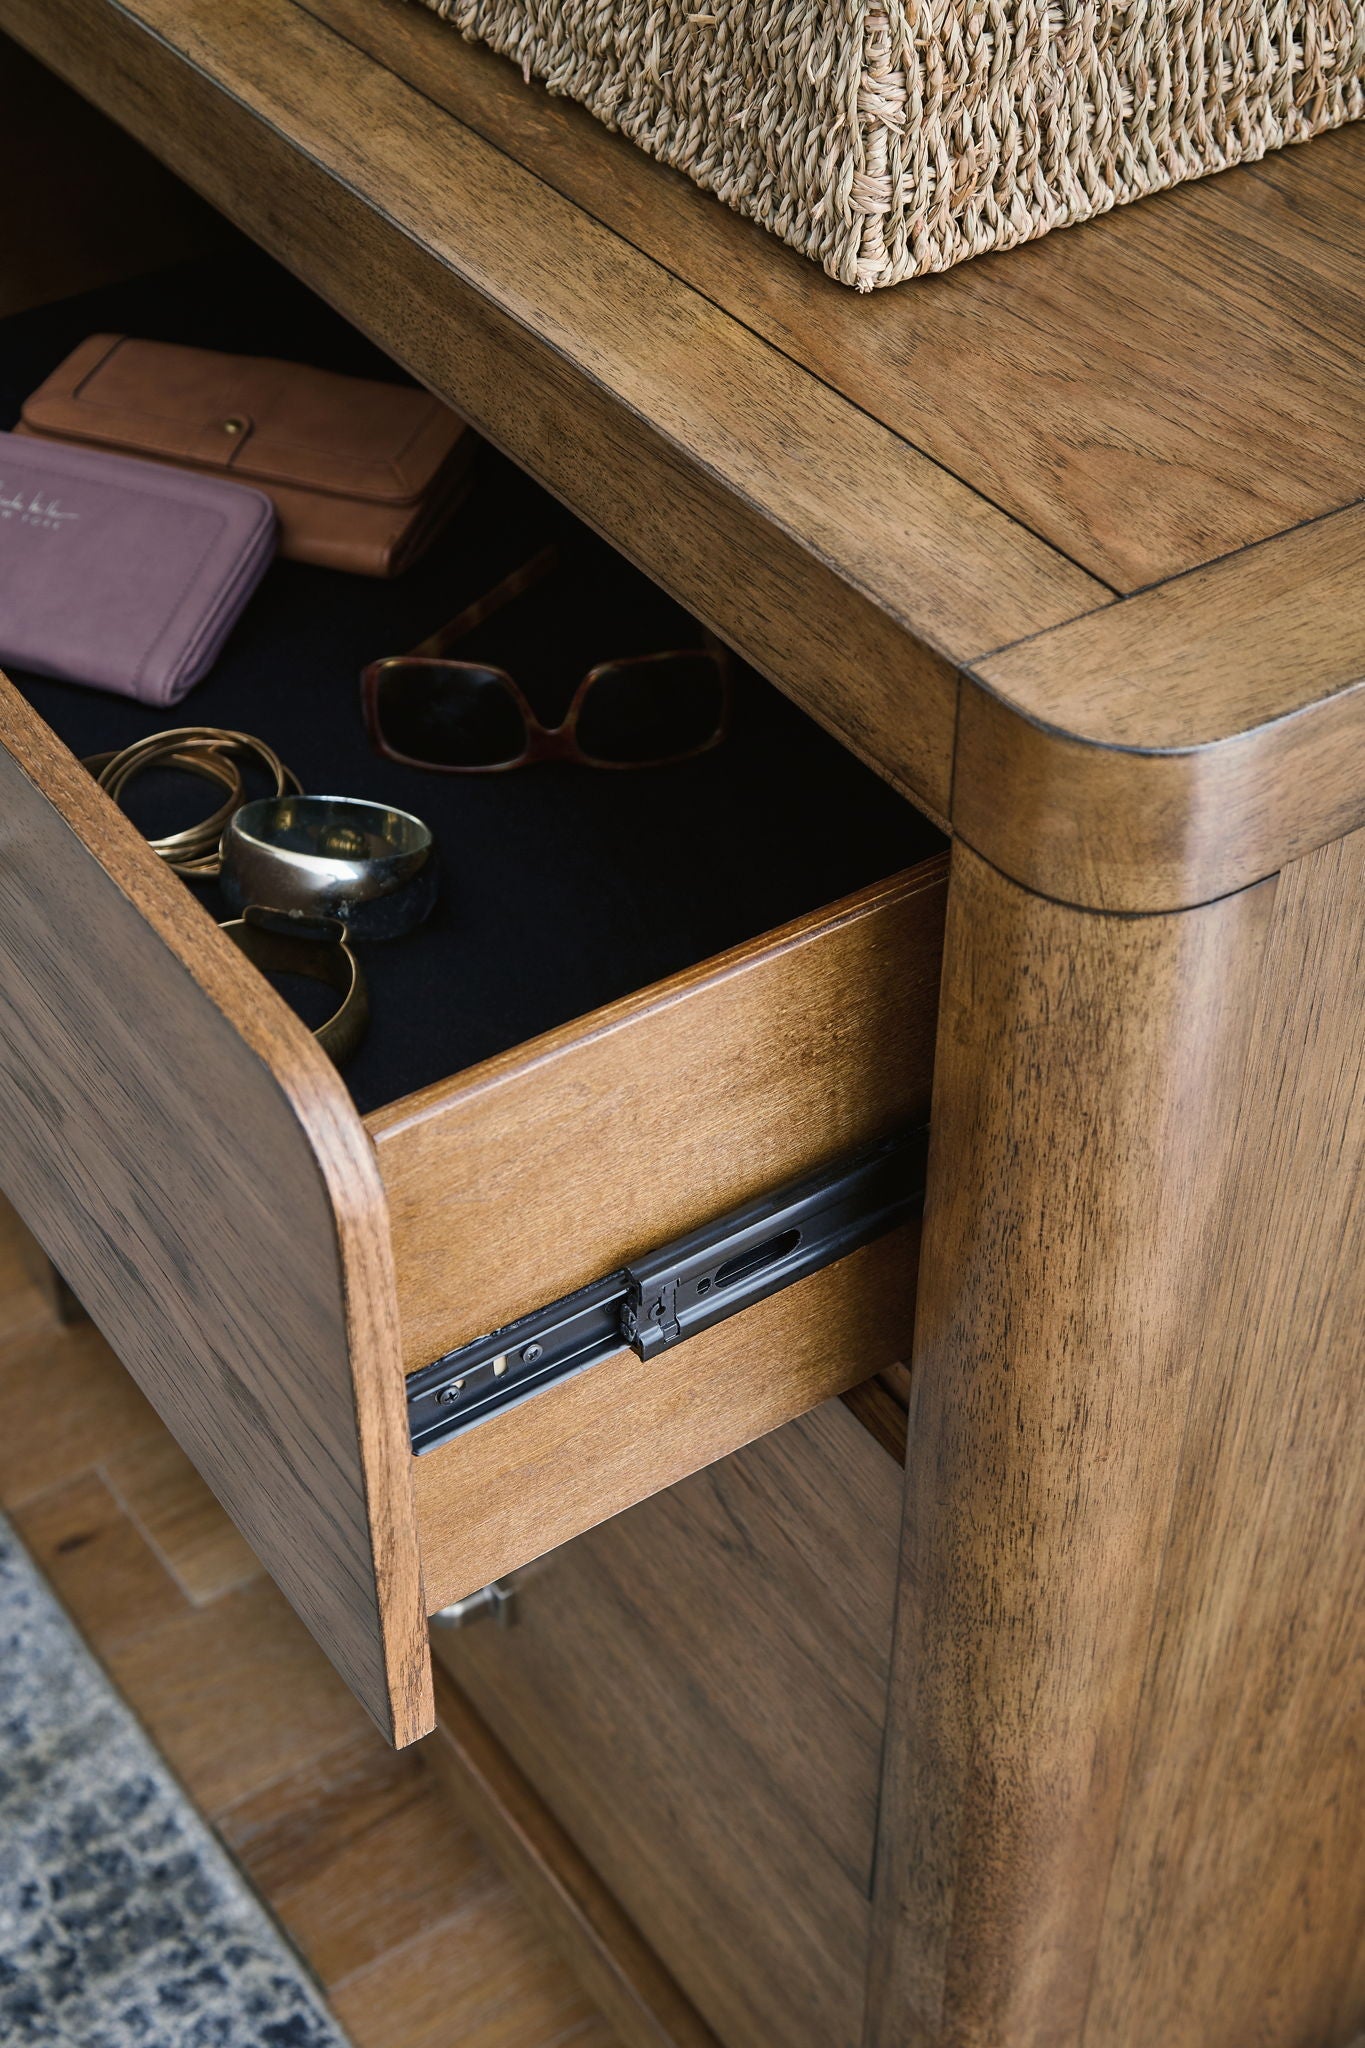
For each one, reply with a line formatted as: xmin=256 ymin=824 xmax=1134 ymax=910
xmin=419 ymin=0 xmax=1364 ymax=287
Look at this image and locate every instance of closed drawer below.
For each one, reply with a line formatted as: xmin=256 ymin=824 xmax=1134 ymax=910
xmin=431 ymin=1397 xmax=903 ymax=2048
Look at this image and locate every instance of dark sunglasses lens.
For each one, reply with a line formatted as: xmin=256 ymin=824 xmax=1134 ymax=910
xmin=575 ymin=654 xmax=727 ymax=765
xmin=373 ymin=662 xmax=528 ymax=767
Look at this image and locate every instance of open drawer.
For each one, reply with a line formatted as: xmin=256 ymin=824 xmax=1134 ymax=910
xmin=0 ymin=676 xmax=944 ymax=1744
xmin=0 ymin=248 xmax=947 ymax=1746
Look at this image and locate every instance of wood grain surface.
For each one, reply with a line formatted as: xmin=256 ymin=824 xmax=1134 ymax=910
xmin=370 ymin=862 xmax=945 ymax=1372
xmin=0 ymin=1202 xmax=63 ymax=1350
xmin=0 ymin=1218 xmax=618 ymax=2046
xmin=0 ymin=675 xmax=430 ymax=1745
xmin=868 ymin=843 xmax=1279 ymax=2046
xmin=103 ymin=1432 xmax=261 ymax=1605
xmin=870 ymin=835 xmax=1365 ymax=2047
xmin=7 ymin=0 xmax=1363 ymax=906
xmin=12 ymin=1214 xmax=88 ymax=1329
xmin=392 ymin=848 xmax=934 ymax=1627
xmin=842 ymin=1364 xmax=912 ymax=1463
xmin=434 ymin=1399 xmax=902 ymax=2048
xmin=303 ymin=0 xmax=1365 ymax=594
xmin=0 ymin=0 xmax=1106 ymax=832
xmin=964 ymin=502 xmax=1365 ymax=908
xmin=428 ymin=1671 xmax=721 ymax=2048
xmin=1084 ymin=826 xmax=1365 ymax=2048
xmin=414 ymin=1219 xmax=919 ymax=1614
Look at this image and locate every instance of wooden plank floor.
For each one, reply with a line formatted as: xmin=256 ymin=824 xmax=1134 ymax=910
xmin=0 ymin=1195 xmax=619 ymax=2048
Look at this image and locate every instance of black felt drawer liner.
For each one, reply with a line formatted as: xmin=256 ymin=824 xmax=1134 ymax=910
xmin=1 ymin=242 xmax=946 ymax=1115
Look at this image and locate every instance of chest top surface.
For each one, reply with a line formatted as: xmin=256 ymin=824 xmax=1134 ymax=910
xmin=2 ymin=0 xmax=1362 ymax=908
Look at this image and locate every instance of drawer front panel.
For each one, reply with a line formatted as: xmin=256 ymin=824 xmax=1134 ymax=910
xmin=0 ymin=678 xmax=430 ymax=1744
xmin=432 ymin=1397 xmax=902 ymax=2048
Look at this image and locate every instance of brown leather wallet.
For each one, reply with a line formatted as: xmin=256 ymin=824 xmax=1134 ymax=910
xmin=18 ymin=335 xmax=475 ymax=577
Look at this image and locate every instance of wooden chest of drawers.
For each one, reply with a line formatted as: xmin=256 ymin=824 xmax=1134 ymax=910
xmin=0 ymin=14 xmax=1362 ymax=2048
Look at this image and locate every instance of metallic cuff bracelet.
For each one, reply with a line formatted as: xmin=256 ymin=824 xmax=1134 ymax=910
xmin=88 ymin=728 xmax=300 ymax=879
xmin=219 ymin=907 xmax=369 ymax=1067
xmin=220 ymin=794 xmax=438 ymax=940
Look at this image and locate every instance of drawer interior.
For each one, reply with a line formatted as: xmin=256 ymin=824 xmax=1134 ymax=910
xmin=0 ymin=239 xmax=945 ymax=1122
xmin=0 ymin=212 xmax=944 ymax=1736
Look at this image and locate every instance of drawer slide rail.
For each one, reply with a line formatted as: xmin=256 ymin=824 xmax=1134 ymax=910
xmin=406 ymin=1127 xmax=927 ymax=1452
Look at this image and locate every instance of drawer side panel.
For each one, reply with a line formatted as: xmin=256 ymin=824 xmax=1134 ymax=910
xmin=371 ymin=860 xmax=947 ymax=1372
xmin=378 ymin=859 xmax=942 ymax=1609
xmin=414 ymin=1218 xmax=920 ymax=1608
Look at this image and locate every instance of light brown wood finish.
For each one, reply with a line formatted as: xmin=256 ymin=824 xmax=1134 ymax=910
xmin=20 ymin=1462 xmax=610 ymax=2046
xmin=0 ymin=1214 xmax=619 ymax=2047
xmin=0 ymin=0 xmax=1105 ymax=831
xmin=304 ymin=0 xmax=1365 ymax=593
xmin=0 ymin=675 xmax=430 ymax=1745
xmin=379 ymin=859 xmax=940 ymax=1614
xmin=219 ymin=1729 xmax=492 ymax=1987
xmin=0 ymin=661 xmax=938 ymax=1706
xmin=1 ymin=23 xmax=1362 ymax=2040
xmin=963 ymin=502 xmax=1365 ymax=909
xmin=868 ymin=844 xmax=1277 ymax=2044
xmin=435 ymin=1399 xmax=902 ymax=2048
xmin=429 ymin=1671 xmax=721 ymax=2048
xmin=370 ymin=864 xmax=946 ymax=1371
xmin=414 ymin=1221 xmax=919 ymax=1611
xmin=329 ymin=1905 xmax=614 ymax=2048
xmin=868 ymin=838 xmax=1365 ymax=2047
xmin=1084 ymin=826 xmax=1365 ymax=2048
xmin=0 ymin=1318 xmax=163 ymax=1505
xmin=8 ymin=0 xmax=1363 ymax=911
xmin=103 ymin=1433 xmax=261 ymax=1605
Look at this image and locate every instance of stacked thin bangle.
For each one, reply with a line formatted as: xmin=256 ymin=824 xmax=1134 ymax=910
xmin=86 ymin=728 xmax=299 ymax=878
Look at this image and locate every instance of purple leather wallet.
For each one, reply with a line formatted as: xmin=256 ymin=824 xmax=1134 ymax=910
xmin=0 ymin=430 xmax=276 ymax=705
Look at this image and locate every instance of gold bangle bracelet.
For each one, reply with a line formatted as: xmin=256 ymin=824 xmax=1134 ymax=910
xmin=219 ymin=908 xmax=369 ymax=1067
xmin=84 ymin=744 xmax=245 ymax=869
xmin=88 ymin=728 xmax=300 ymax=879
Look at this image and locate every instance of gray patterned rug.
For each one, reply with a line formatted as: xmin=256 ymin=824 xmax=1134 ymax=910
xmin=0 ymin=1514 xmax=353 ymax=2048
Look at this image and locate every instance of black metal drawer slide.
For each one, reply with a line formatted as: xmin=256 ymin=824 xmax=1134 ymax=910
xmin=407 ymin=1126 xmax=927 ymax=1453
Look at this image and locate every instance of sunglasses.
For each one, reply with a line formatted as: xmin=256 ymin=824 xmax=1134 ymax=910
xmin=362 ymin=545 xmax=733 ymax=772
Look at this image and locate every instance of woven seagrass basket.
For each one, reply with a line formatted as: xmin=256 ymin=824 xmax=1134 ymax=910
xmin=418 ymin=0 xmax=1363 ymax=287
